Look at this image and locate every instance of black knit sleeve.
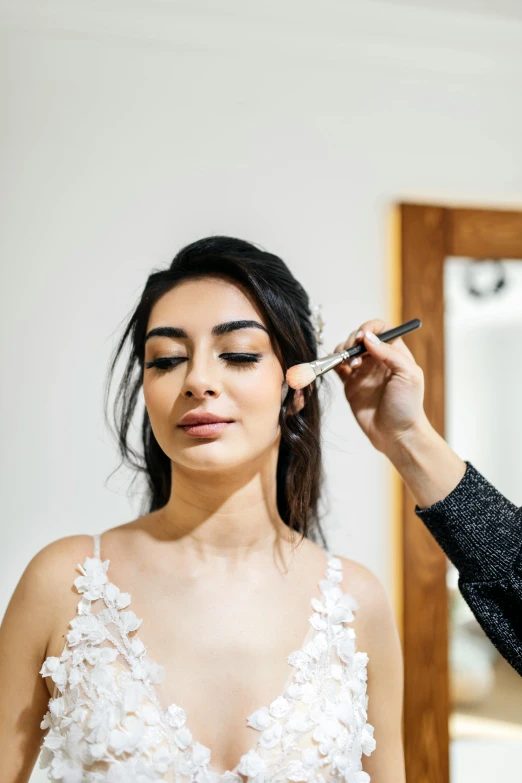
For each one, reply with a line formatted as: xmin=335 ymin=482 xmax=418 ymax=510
xmin=414 ymin=460 xmax=522 ymax=676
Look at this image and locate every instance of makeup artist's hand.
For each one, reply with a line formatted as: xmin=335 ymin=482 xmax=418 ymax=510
xmin=332 ymin=319 xmax=430 ymax=455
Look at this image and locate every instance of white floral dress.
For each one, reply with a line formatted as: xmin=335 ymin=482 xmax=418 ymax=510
xmin=39 ymin=534 xmax=376 ymax=783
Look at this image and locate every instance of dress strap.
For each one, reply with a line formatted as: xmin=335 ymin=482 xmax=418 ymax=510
xmin=324 ymin=549 xmax=344 ymax=581
xmin=92 ymin=533 xmax=101 ymax=560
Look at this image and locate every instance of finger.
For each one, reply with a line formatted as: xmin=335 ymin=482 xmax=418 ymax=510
xmin=333 ymin=329 xmax=358 ymax=355
xmin=333 ymin=320 xmax=390 ymax=355
xmin=354 ymin=319 xmax=416 ymax=362
xmin=354 ymin=319 xmax=390 ymax=340
xmin=331 ymin=330 xmax=359 ymax=379
xmin=391 ymin=339 xmax=416 ymax=363
xmin=333 ymin=359 xmax=361 ymax=381
xmin=333 ymin=330 xmax=360 ymax=383
xmin=360 ymin=328 xmax=421 ymax=380
xmin=333 ymin=360 xmax=357 ymax=381
xmin=332 ymin=319 xmax=408 ymax=381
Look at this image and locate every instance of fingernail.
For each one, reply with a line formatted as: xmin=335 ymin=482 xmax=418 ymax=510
xmin=365 ymin=330 xmax=380 ymax=345
xmin=349 ymin=357 xmax=360 ymax=367
xmin=356 ymin=330 xmax=363 ymax=339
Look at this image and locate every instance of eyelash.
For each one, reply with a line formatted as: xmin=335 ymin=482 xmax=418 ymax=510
xmin=144 ymin=353 xmax=262 ymax=372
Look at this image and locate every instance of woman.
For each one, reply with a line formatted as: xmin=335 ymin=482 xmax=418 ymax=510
xmin=0 ymin=237 xmax=404 ymax=783
xmin=334 ymin=320 xmax=522 ymax=678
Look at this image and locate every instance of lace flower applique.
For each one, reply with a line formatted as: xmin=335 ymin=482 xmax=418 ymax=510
xmin=38 ymin=547 xmax=375 ymax=783
xmin=39 ymin=554 xmax=176 ymax=782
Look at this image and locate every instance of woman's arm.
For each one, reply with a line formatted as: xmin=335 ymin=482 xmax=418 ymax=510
xmin=343 ymin=558 xmax=405 ymax=783
xmin=0 ymin=548 xmax=55 ymax=782
xmin=384 ymin=415 xmax=468 ymax=510
xmin=0 ymin=535 xmax=90 ymax=782
xmin=386 ymin=419 xmax=522 ymax=676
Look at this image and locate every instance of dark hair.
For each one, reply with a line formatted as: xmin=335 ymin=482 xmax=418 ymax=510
xmin=104 ymin=236 xmax=331 ymax=548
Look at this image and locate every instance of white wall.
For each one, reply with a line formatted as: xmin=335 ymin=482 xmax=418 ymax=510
xmin=1 ymin=0 xmax=522 ymax=634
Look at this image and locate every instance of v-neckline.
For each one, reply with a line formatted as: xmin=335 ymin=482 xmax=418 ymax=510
xmin=93 ymin=537 xmax=336 ymax=779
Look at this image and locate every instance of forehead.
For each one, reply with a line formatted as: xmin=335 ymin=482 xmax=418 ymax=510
xmin=148 ymin=276 xmax=267 ymax=331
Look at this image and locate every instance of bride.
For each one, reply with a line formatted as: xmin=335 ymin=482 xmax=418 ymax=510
xmin=0 ymin=236 xmax=404 ymax=783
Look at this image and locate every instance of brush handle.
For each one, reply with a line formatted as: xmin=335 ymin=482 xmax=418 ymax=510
xmin=307 ymin=318 xmax=422 ymax=378
xmin=340 ymin=318 xmax=422 ymax=360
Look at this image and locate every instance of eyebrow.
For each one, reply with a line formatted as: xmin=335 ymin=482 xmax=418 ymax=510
xmin=144 ymin=319 xmax=269 ymax=343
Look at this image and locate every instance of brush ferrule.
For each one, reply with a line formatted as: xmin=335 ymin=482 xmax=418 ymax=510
xmin=308 ymin=353 xmax=347 ymax=378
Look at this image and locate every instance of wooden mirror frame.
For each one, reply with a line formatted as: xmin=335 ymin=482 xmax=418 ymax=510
xmin=391 ymin=203 xmax=522 ymax=783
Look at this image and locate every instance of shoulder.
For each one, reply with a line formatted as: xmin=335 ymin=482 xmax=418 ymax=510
xmin=8 ymin=534 xmax=98 ymax=633
xmin=22 ymin=533 xmax=99 ymax=589
xmin=336 ymin=555 xmax=402 ymax=659
xmin=336 ymin=555 xmax=391 ymax=614
xmin=1 ymin=534 xmax=98 ymax=667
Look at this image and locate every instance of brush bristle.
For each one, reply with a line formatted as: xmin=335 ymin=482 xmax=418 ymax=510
xmin=286 ymin=362 xmax=317 ymax=390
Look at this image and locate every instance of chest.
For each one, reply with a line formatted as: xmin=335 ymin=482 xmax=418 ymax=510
xmin=41 ymin=545 xmax=373 ymax=782
xmin=45 ymin=550 xmax=328 ymax=775
xmin=127 ymin=583 xmax=320 ymax=774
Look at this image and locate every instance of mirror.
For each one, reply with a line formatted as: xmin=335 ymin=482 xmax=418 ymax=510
xmin=444 ymin=257 xmax=522 ymax=781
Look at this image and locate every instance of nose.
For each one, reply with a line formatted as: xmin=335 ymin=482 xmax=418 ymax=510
xmin=180 ymin=354 xmax=221 ymax=400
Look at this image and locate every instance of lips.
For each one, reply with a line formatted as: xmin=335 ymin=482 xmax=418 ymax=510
xmin=177 ymin=411 xmax=234 ymax=427
xmin=178 ymin=421 xmax=233 ymax=438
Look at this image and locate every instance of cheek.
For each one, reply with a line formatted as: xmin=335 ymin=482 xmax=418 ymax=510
xmin=235 ymin=358 xmax=282 ymax=402
xmin=236 ymin=381 xmax=282 ymax=434
xmin=143 ymin=379 xmax=176 ymax=424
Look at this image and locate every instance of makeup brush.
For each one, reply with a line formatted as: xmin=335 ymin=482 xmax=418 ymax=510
xmin=286 ymin=318 xmax=422 ymax=390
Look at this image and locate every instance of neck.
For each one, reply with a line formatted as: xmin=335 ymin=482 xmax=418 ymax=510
xmin=154 ymin=448 xmax=299 ymax=564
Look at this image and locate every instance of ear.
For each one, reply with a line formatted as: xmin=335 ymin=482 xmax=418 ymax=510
xmin=288 ymin=388 xmax=306 ymax=415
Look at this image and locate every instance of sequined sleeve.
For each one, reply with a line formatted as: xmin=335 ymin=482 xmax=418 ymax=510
xmin=414 ymin=460 xmax=522 ymax=676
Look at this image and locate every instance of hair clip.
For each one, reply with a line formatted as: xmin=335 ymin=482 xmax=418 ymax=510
xmin=310 ymin=301 xmax=325 ymax=348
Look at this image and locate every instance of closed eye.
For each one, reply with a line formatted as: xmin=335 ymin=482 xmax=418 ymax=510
xmin=144 ymin=353 xmax=262 ymax=372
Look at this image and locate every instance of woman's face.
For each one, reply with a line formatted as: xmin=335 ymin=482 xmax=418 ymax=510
xmin=143 ymin=276 xmax=291 ymax=473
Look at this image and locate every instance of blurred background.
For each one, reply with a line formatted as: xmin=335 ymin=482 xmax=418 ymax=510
xmin=444 ymin=257 xmax=522 ymax=779
xmin=1 ymin=1 xmax=521 ymax=781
